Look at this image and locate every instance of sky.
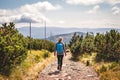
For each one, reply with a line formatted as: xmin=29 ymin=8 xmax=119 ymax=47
xmin=0 ymin=0 xmax=120 ymax=28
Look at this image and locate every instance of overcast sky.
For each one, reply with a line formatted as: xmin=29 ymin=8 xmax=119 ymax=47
xmin=0 ymin=0 xmax=120 ymax=28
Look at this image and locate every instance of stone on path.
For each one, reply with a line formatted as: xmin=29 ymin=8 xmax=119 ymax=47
xmin=38 ymin=53 xmax=99 ymax=80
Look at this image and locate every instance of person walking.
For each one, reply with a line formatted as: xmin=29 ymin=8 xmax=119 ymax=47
xmin=54 ymin=37 xmax=66 ymax=71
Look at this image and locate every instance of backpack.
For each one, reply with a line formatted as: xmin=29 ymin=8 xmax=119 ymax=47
xmin=56 ymin=42 xmax=64 ymax=54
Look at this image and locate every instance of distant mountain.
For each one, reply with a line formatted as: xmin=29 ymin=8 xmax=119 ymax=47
xmin=17 ymin=27 xmax=120 ymax=39
xmin=47 ymin=32 xmax=86 ymax=44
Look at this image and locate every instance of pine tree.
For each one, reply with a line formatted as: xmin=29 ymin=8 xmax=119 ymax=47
xmin=0 ymin=22 xmax=27 ymax=76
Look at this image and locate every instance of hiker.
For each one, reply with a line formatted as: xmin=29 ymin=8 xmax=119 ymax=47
xmin=54 ymin=37 xmax=66 ymax=71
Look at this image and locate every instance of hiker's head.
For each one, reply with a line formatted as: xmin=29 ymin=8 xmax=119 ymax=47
xmin=58 ymin=37 xmax=63 ymax=42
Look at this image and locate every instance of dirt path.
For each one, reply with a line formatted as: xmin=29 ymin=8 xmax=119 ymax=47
xmin=38 ymin=52 xmax=99 ymax=80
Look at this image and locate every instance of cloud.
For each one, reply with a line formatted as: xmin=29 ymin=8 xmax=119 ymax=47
xmin=13 ymin=14 xmax=39 ymax=23
xmin=65 ymin=0 xmax=120 ymax=5
xmin=86 ymin=5 xmax=100 ymax=14
xmin=19 ymin=1 xmax=62 ymax=12
xmin=65 ymin=0 xmax=103 ymax=5
xmin=58 ymin=20 xmax=65 ymax=24
xmin=0 ymin=1 xmax=62 ymax=24
xmin=112 ymin=6 xmax=120 ymax=15
xmin=106 ymin=0 xmax=120 ymax=5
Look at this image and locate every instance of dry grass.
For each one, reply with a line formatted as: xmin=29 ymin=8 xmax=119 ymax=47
xmin=100 ymin=66 xmax=120 ymax=80
xmin=0 ymin=75 xmax=5 ymax=80
xmin=80 ymin=52 xmax=97 ymax=66
xmin=0 ymin=50 xmax=55 ymax=80
xmin=80 ymin=52 xmax=120 ymax=80
xmin=24 ymin=50 xmax=55 ymax=80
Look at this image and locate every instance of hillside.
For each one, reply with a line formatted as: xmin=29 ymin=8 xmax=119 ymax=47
xmin=47 ymin=32 xmax=86 ymax=44
xmin=18 ymin=27 xmax=120 ymax=39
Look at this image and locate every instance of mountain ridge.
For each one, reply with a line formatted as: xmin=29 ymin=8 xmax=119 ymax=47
xmin=47 ymin=32 xmax=86 ymax=43
xmin=18 ymin=27 xmax=120 ymax=39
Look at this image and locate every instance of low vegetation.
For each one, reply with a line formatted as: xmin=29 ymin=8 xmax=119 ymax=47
xmin=1 ymin=22 xmax=120 ymax=80
xmin=0 ymin=22 xmax=55 ymax=79
xmin=69 ymin=30 xmax=120 ymax=80
xmin=27 ymin=38 xmax=55 ymax=52
xmin=80 ymin=52 xmax=120 ymax=80
xmin=0 ymin=22 xmax=28 ymax=76
xmin=0 ymin=50 xmax=54 ymax=80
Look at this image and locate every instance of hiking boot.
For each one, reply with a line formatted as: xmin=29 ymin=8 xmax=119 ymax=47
xmin=57 ymin=65 xmax=60 ymax=70
xmin=59 ymin=66 xmax=62 ymax=71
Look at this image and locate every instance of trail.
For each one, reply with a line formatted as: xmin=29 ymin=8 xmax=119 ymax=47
xmin=38 ymin=52 xmax=99 ymax=80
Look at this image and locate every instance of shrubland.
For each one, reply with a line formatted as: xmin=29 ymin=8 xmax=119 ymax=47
xmin=69 ymin=29 xmax=120 ymax=80
xmin=0 ymin=22 xmax=55 ymax=80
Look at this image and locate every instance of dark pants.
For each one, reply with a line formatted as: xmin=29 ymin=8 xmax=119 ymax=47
xmin=57 ymin=55 xmax=64 ymax=67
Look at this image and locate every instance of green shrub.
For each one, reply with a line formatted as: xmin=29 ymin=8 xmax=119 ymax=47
xmin=95 ymin=30 xmax=120 ymax=62
xmin=100 ymin=65 xmax=107 ymax=73
xmin=82 ymin=53 xmax=89 ymax=58
xmin=27 ymin=38 xmax=55 ymax=52
xmin=43 ymin=51 xmax=50 ymax=59
xmin=109 ymin=62 xmax=118 ymax=70
xmin=0 ymin=23 xmax=27 ymax=76
xmin=34 ymin=55 xmax=41 ymax=63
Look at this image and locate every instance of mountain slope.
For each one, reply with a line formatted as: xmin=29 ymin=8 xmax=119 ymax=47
xmin=47 ymin=32 xmax=86 ymax=44
xmin=18 ymin=27 xmax=120 ymax=39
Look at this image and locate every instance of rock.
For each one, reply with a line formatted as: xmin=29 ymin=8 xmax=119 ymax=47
xmin=38 ymin=52 xmax=99 ymax=80
xmin=68 ymin=76 xmax=71 ymax=79
xmin=87 ymin=75 xmax=94 ymax=77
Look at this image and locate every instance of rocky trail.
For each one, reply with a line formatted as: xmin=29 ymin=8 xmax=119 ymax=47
xmin=38 ymin=52 xmax=99 ymax=80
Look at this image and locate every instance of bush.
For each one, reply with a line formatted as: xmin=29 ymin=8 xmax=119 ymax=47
xmin=69 ymin=32 xmax=96 ymax=60
xmin=34 ymin=55 xmax=41 ymax=63
xmin=95 ymin=30 xmax=120 ymax=62
xmin=109 ymin=62 xmax=118 ymax=70
xmin=27 ymin=38 xmax=55 ymax=52
xmin=99 ymin=65 xmax=107 ymax=73
xmin=42 ymin=50 xmax=50 ymax=59
xmin=82 ymin=53 xmax=90 ymax=58
xmin=69 ymin=33 xmax=83 ymax=59
xmin=0 ymin=23 xmax=27 ymax=76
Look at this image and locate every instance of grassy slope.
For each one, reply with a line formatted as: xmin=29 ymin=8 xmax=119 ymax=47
xmin=80 ymin=53 xmax=120 ymax=80
xmin=0 ymin=50 xmax=55 ymax=80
